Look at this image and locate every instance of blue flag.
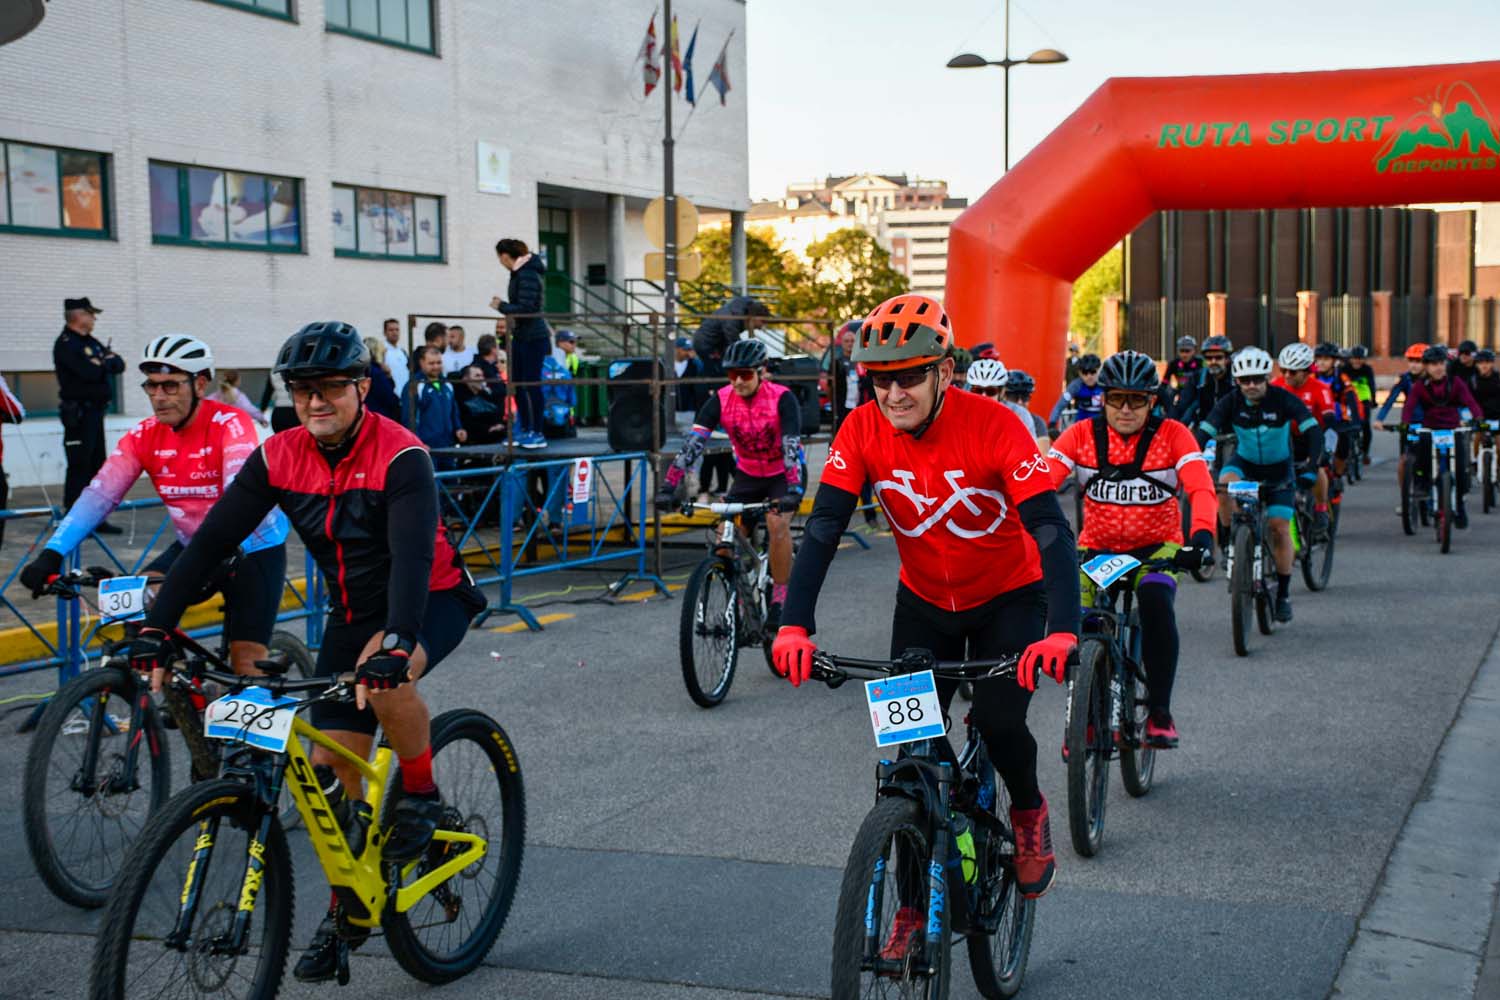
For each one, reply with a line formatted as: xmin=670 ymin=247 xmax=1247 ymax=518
xmin=683 ymin=23 xmax=699 ymax=105
xmin=707 ymin=34 xmax=732 ymax=105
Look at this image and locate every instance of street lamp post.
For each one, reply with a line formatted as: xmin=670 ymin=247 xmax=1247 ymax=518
xmin=946 ymin=0 xmax=1067 ymax=172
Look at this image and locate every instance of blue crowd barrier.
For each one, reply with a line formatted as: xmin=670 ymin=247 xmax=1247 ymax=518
xmin=435 ymin=452 xmax=669 ymax=631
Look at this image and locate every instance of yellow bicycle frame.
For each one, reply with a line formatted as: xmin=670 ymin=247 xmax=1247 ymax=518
xmin=226 ymin=715 xmax=488 ymax=929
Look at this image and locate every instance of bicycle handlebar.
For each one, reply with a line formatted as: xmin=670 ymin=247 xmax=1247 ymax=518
xmin=41 ymin=566 xmax=119 ymax=600
xmin=809 ymin=649 xmax=1020 ymax=688
xmin=681 ymin=501 xmax=778 ymax=517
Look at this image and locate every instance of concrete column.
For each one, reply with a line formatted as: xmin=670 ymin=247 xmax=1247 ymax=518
xmin=607 ymin=194 xmax=627 ymax=313
xmin=1371 ymin=291 xmax=1393 ymax=357
xmin=1445 ymin=293 xmax=1467 ymax=346
xmin=1297 ymin=290 xmax=1319 ymax=345
xmin=1207 ymin=293 xmax=1227 ymax=337
xmin=1101 ymin=295 xmax=1123 ymax=356
xmin=730 ymin=210 xmax=747 ymax=294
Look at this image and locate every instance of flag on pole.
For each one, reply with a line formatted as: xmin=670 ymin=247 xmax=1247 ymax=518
xmin=670 ymin=16 xmax=684 ymax=93
xmin=683 ymin=21 xmax=699 ymax=104
xmin=639 ymin=11 xmax=660 ymax=97
xmin=707 ymin=33 xmax=733 ymax=105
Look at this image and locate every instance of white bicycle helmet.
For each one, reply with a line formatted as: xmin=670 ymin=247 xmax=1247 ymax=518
xmin=1277 ymin=342 xmax=1314 ymax=371
xmin=141 ymin=335 xmax=215 ymax=378
xmin=966 ymin=357 xmax=1008 ymax=388
xmin=1230 ymin=347 xmax=1273 ymax=379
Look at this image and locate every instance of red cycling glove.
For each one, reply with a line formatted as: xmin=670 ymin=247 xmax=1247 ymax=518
xmin=772 ymin=626 xmax=817 ymax=688
xmin=1018 ymin=632 xmax=1076 ymax=691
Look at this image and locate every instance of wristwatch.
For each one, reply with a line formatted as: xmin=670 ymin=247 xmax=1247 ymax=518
xmin=381 ymin=632 xmax=416 ymax=656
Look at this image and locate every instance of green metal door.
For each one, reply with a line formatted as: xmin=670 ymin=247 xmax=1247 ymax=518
xmin=538 ymin=207 xmax=572 ymax=316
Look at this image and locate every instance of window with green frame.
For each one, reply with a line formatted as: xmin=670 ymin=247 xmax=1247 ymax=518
xmin=325 ymin=0 xmax=433 ymax=52
xmin=201 ymin=0 xmax=294 ymax=20
xmin=149 ymin=162 xmax=302 ymax=252
xmin=2 ymin=371 xmax=124 ymax=417
xmin=0 ymin=141 xmax=111 ymax=238
xmin=332 ymin=185 xmax=443 ymax=260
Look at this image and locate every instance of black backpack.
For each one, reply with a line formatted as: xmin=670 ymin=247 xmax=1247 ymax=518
xmin=1085 ymin=415 xmax=1177 ymax=501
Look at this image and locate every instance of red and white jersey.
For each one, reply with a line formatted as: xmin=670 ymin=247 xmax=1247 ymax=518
xmin=820 ymin=388 xmax=1055 ymax=612
xmin=1272 ymin=376 xmax=1335 ymax=426
xmin=1046 ymin=416 xmax=1215 ymax=552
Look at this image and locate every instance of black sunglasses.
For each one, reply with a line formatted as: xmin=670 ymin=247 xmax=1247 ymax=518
xmin=871 ymin=365 xmax=937 ymax=391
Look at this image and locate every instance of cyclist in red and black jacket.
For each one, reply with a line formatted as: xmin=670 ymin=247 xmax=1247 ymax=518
xmin=130 ymin=322 xmax=484 ymax=984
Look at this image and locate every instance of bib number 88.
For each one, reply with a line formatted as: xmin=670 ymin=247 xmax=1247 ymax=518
xmin=886 ymin=698 xmax=926 ymax=726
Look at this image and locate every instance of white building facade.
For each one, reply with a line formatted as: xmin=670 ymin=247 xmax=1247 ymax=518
xmin=0 ymin=0 xmax=749 ymax=484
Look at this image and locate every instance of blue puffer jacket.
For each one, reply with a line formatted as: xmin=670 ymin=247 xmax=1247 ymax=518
xmin=403 ymin=378 xmax=462 ymax=449
xmin=497 ymin=255 xmax=549 ymax=342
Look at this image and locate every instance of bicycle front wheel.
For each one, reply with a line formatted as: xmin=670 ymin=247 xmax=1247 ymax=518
xmin=1437 ymin=465 xmax=1453 ymax=553
xmin=831 ymin=796 xmax=949 ymax=1000
xmin=384 ymin=709 xmax=526 ymax=985
xmin=678 ymin=558 xmax=740 ymax=708
xmin=24 ymin=664 xmax=171 ymax=909
xmin=1483 ymin=451 xmax=1495 ymax=513
xmin=1400 ymin=458 xmax=1417 ymax=535
xmin=1229 ymin=525 xmax=1254 ymax=657
xmin=89 ymin=779 xmax=292 ymax=1000
xmin=1065 ymin=639 xmax=1110 ymax=857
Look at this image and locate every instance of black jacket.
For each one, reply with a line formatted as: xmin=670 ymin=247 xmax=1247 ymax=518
xmin=692 ymin=296 xmax=761 ymax=363
xmin=1469 ymin=370 xmax=1500 ymax=420
xmin=673 ymin=355 xmax=706 ymax=413
xmin=496 ymin=255 xmax=549 ymax=342
xmin=366 ymin=364 xmax=401 ymax=421
xmin=457 ymin=384 xmax=508 ymax=444
xmin=54 ymin=327 xmax=125 ymax=407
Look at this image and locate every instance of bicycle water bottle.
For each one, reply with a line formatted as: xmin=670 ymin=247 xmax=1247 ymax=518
xmin=950 ymin=811 xmax=977 ymax=884
xmin=313 ymin=764 xmax=373 ymax=858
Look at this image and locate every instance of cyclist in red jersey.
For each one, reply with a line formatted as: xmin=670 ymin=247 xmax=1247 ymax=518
xmin=773 ymin=293 xmax=1080 ymax=912
xmin=1273 ymin=343 xmax=1335 ymax=538
xmin=20 ymin=335 xmax=290 ymax=674
xmin=129 ymin=323 xmax=484 ymax=982
xmin=1046 ymin=351 xmax=1215 ymax=747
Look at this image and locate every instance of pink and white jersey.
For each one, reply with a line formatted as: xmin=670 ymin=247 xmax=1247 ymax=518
xmin=47 ymin=399 xmax=288 ymax=556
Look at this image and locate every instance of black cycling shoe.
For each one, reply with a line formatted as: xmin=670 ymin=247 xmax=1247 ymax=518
xmin=384 ymin=788 xmax=444 ymax=862
xmin=1312 ymin=511 xmax=1331 ymax=542
xmin=293 ymin=911 xmax=363 ymax=984
xmin=1274 ymin=597 xmax=1294 ymax=623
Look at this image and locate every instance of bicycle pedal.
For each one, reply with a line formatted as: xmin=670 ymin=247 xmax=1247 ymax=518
xmin=335 ymin=939 xmax=351 ymax=986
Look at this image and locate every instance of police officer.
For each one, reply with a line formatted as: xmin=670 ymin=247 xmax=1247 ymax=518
xmin=54 ymin=297 xmax=125 ymax=527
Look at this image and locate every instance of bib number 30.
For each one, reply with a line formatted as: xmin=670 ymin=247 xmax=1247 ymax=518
xmin=865 ymin=669 xmax=945 ymax=747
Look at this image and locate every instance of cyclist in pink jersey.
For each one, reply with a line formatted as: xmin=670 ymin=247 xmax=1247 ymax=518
xmin=656 ymin=337 xmax=804 ymax=626
xmin=21 ymin=335 xmax=289 ymax=673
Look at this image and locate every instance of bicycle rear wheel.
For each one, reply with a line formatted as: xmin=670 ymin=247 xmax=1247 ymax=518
xmin=1400 ymin=458 xmax=1417 ymax=535
xmin=831 ymin=796 xmax=949 ymax=1000
xmin=1300 ymin=512 xmax=1335 ymax=592
xmin=1119 ymin=663 xmax=1157 ymax=798
xmin=678 ymin=558 xmax=740 ymax=708
xmin=1437 ymin=465 xmax=1452 ymax=553
xmin=384 ymin=709 xmax=526 ymax=985
xmin=966 ymin=816 xmax=1034 ymax=999
xmin=24 ymin=664 xmax=171 ymax=909
xmin=1064 ymin=639 xmax=1110 ymax=857
xmin=88 ymin=779 xmax=292 ymax=1000
xmin=1483 ymin=451 xmax=1495 ymax=513
xmin=1229 ymin=525 xmax=1253 ymax=657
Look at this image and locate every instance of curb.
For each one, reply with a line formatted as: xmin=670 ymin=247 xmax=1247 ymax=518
xmin=1330 ymin=628 xmax=1500 ymax=997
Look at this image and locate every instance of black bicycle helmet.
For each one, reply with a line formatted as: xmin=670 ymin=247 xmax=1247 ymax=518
xmin=1098 ymin=350 xmax=1161 ymax=392
xmin=1477 ymin=348 xmax=1496 ymax=363
xmin=1076 ymin=352 xmax=1101 ymax=373
xmin=1313 ymin=342 xmax=1341 ymax=359
xmin=1421 ymin=345 xmax=1449 ymax=364
xmin=1004 ymin=370 xmax=1036 ymax=395
xmin=1201 ymin=335 xmax=1232 ymax=355
xmin=1176 ymin=335 xmax=1197 ymax=351
xmin=722 ymin=337 xmax=770 ymax=369
xmin=273 ymin=322 xmax=369 ymax=379
xmin=1459 ymin=339 xmax=1479 ymax=354
xmin=1347 ymin=344 xmax=1370 ymax=359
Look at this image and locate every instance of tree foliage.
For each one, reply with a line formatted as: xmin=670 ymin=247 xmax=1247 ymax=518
xmin=1069 ymin=245 xmax=1123 ymax=352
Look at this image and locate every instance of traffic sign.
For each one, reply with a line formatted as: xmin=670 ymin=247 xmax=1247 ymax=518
xmin=644 ymin=196 xmax=699 ymax=250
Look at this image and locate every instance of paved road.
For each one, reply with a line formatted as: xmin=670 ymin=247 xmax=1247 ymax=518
xmin=1 ymin=432 xmax=1496 ymax=999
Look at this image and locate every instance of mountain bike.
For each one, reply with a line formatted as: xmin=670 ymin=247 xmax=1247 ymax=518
xmin=816 ymin=648 xmax=1034 ymax=1000
xmin=677 ymin=500 xmax=781 ymax=708
xmin=1477 ymin=420 xmax=1498 ymax=514
xmin=89 ymin=651 xmax=525 ymax=999
xmin=1223 ymin=480 xmax=1284 ymax=656
xmin=1066 ymin=553 xmax=1189 ymax=857
xmin=1386 ymin=425 xmax=1424 ymax=536
xmin=1409 ymin=426 xmax=1467 ymax=554
xmin=22 ymin=567 xmax=313 ymax=909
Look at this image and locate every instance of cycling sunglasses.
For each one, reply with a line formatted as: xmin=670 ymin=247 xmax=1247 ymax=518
xmin=1103 ymin=391 xmax=1154 ymax=411
xmin=726 ymin=368 xmax=759 ymax=382
xmin=971 ymin=385 xmax=1005 ymax=398
xmin=1235 ymin=375 xmax=1268 ymax=386
xmin=870 ymin=364 xmax=936 ymax=391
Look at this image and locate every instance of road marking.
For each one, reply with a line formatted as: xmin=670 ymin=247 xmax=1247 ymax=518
xmin=614 ymin=584 xmax=684 ymax=603
xmin=490 ymin=612 xmax=574 ymax=633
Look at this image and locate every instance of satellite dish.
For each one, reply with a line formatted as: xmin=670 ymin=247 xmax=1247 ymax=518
xmin=0 ymin=0 xmax=45 ymax=46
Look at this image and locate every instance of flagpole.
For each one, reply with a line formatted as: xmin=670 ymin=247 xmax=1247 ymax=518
xmin=662 ymin=0 xmax=677 ymax=376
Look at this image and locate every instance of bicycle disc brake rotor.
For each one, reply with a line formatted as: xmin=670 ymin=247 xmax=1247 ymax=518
xmin=188 ymin=901 xmax=240 ymax=992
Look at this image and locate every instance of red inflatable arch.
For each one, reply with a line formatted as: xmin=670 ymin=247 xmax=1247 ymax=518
xmin=945 ymin=59 xmax=1500 ymax=411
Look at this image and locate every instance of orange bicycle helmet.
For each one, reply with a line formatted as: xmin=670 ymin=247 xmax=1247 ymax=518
xmin=1404 ymin=342 xmax=1429 ymax=361
xmin=853 ymin=294 xmax=955 ymax=371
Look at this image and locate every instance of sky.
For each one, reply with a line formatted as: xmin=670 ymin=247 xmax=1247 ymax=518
xmin=742 ymin=0 xmax=1500 ymax=202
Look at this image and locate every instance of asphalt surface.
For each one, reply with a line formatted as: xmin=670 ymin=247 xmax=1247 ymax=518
xmin=0 ymin=431 xmax=1497 ymax=999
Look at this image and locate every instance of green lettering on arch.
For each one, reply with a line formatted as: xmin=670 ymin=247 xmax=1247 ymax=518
xmin=1159 ymin=124 xmax=1183 ymax=148
xmin=1289 ymin=119 xmax=1314 ymax=143
xmin=1315 ymin=118 xmax=1340 ymax=142
xmin=1230 ymin=122 xmax=1253 ymax=146
xmin=1268 ymin=120 xmax=1289 ymax=145
xmin=1342 ymin=117 xmax=1367 ymax=142
xmin=1183 ymin=123 xmax=1209 ymax=148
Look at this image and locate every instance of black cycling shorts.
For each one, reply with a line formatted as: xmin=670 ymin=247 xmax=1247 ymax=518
xmin=146 ymin=542 xmax=286 ymax=646
xmin=310 ymin=583 xmax=483 ymax=736
xmin=724 ymin=470 xmax=789 ymax=504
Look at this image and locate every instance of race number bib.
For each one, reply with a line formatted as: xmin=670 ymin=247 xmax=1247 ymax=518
xmin=1432 ymin=430 xmax=1456 ymax=451
xmin=98 ymin=576 xmax=149 ymax=623
xmin=1227 ymin=481 xmax=1260 ymax=499
xmin=204 ymin=688 xmax=297 ymax=753
xmin=1081 ymin=553 xmax=1141 ymax=589
xmin=865 ymin=670 xmax=945 ymax=747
